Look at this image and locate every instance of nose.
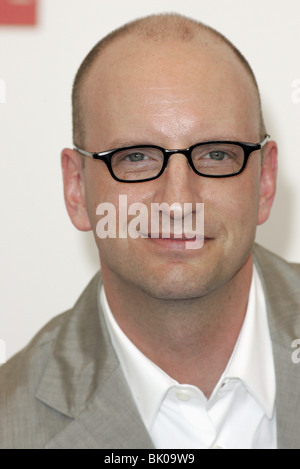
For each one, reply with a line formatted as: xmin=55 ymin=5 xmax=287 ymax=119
xmin=166 ymin=151 xmax=190 ymax=172
xmin=155 ymin=153 xmax=198 ymax=213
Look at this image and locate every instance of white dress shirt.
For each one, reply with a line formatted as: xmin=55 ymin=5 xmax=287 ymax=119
xmin=100 ymin=266 xmax=277 ymax=449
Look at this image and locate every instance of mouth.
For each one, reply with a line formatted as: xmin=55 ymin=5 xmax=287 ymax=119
xmin=140 ymin=233 xmax=210 ymax=250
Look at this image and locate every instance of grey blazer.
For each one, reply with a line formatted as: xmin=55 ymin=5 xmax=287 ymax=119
xmin=1 ymin=244 xmax=300 ymax=449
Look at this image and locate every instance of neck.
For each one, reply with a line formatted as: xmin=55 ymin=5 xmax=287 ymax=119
xmin=101 ymin=254 xmax=253 ymax=397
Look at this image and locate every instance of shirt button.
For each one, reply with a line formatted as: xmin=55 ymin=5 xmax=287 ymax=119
xmin=175 ymin=389 xmax=191 ymax=401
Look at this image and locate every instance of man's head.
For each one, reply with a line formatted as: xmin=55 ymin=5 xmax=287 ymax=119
xmin=62 ymin=13 xmax=277 ymax=302
xmin=71 ymin=13 xmax=267 ymax=150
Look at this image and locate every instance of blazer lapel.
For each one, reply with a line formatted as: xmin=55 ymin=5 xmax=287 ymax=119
xmin=35 ymin=272 xmax=154 ymax=449
xmin=254 ymin=245 xmax=300 ymax=449
xmin=44 ymin=366 xmax=154 ymax=449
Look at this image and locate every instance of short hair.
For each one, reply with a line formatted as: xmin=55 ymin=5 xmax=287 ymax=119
xmin=72 ymin=13 xmax=266 ymax=149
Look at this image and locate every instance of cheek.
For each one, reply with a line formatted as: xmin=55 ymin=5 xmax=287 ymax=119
xmin=206 ymin=173 xmax=261 ymax=238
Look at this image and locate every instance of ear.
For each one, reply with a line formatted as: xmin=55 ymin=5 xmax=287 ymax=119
xmin=61 ymin=148 xmax=92 ymax=231
xmin=257 ymin=140 xmax=278 ymax=226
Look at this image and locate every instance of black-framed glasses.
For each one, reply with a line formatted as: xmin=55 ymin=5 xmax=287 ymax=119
xmin=74 ymin=135 xmax=270 ymax=183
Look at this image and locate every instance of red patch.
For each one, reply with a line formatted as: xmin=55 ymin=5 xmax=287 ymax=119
xmin=0 ymin=0 xmax=37 ymax=25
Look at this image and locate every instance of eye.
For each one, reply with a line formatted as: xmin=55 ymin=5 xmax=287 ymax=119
xmin=204 ymin=151 xmax=229 ymax=161
xmin=125 ymin=152 xmax=149 ymax=162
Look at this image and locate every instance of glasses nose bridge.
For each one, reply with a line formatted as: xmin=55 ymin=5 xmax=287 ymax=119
xmin=164 ymin=147 xmax=192 ymax=166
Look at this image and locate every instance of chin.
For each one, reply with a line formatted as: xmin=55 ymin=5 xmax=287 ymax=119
xmin=137 ymin=265 xmax=219 ymax=301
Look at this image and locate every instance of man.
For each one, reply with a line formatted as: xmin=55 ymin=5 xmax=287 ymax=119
xmin=1 ymin=13 xmax=300 ymax=449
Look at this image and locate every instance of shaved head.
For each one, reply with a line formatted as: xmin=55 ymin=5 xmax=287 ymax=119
xmin=72 ymin=13 xmax=266 ymax=149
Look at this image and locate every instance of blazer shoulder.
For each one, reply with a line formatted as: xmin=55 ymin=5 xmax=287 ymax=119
xmin=253 ymin=243 xmax=300 ymax=286
xmin=0 ymin=308 xmax=70 ymax=385
xmin=0 ymin=309 xmax=73 ymax=448
xmin=253 ymin=243 xmax=300 ymax=345
xmin=0 ymin=271 xmax=102 ymax=394
xmin=0 ymin=271 xmax=106 ymax=448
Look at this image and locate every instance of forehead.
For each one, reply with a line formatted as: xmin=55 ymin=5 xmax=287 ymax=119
xmin=81 ymin=35 xmax=260 ymax=146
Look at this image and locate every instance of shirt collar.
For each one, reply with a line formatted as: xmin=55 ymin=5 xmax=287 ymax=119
xmin=219 ymin=266 xmax=276 ymax=418
xmin=100 ymin=265 xmax=275 ymax=430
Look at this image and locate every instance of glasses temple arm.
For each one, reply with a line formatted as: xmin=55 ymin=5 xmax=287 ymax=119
xmin=260 ymin=134 xmax=271 ymax=148
xmin=73 ymin=146 xmax=94 ymax=158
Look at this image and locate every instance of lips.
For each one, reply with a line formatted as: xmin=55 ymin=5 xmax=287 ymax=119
xmin=145 ymin=233 xmax=203 ymax=240
xmin=137 ymin=232 xmax=209 ymax=252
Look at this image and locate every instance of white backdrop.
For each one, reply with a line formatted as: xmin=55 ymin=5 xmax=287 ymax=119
xmin=1 ymin=0 xmax=300 ymax=361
